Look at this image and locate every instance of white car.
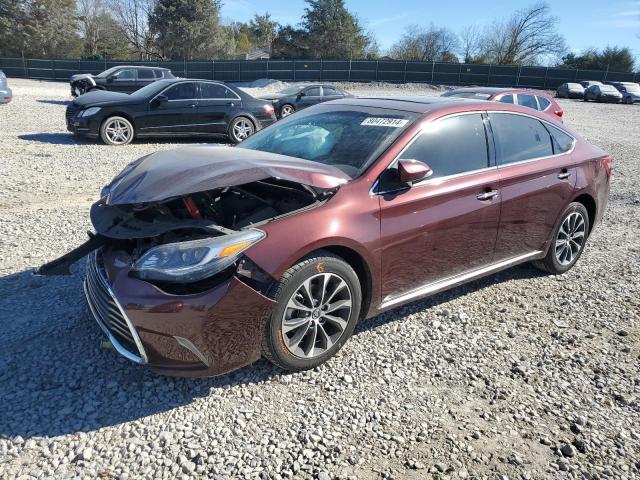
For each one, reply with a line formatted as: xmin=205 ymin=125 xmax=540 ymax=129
xmin=0 ymin=70 xmax=12 ymax=104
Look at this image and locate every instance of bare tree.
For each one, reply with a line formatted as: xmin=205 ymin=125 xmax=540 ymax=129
xmin=389 ymin=24 xmax=460 ymax=62
xmin=459 ymin=24 xmax=483 ymax=63
xmin=106 ymin=0 xmax=157 ymax=59
xmin=77 ymin=0 xmax=104 ymax=56
xmin=479 ymin=2 xmax=566 ymax=65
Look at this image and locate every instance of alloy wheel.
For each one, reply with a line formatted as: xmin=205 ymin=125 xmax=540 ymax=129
xmin=555 ymin=212 xmax=586 ymax=266
xmin=280 ymin=105 xmax=294 ymax=117
xmin=281 ymin=273 xmax=352 ymax=359
xmin=104 ymin=119 xmax=132 ymax=145
xmin=232 ymin=118 xmax=254 ymax=141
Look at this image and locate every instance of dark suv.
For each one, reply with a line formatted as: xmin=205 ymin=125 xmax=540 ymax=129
xmin=41 ymin=97 xmax=612 ymax=377
xmin=70 ymin=66 xmax=174 ymax=97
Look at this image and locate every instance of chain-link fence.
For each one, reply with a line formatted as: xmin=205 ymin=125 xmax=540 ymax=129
xmin=1 ymin=57 xmax=637 ymax=88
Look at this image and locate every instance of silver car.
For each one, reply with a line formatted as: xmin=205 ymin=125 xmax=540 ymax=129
xmin=0 ymin=70 xmax=12 ymax=104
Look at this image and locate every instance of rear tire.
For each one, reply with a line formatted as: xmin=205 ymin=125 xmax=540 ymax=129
xmin=625 ymin=97 xmax=633 ymax=105
xmin=228 ymin=116 xmax=255 ymax=143
xmin=280 ymin=104 xmax=295 ymax=117
xmin=532 ymin=202 xmax=590 ymax=275
xmin=99 ymin=116 xmax=134 ymax=146
xmin=262 ymin=252 xmax=362 ymax=372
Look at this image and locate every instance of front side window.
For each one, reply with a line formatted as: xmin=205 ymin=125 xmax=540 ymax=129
xmin=137 ymin=69 xmax=155 ymax=80
xmin=498 ymin=94 xmax=514 ymax=104
xmin=238 ymin=106 xmax=418 ymax=178
xmin=305 ymin=87 xmax=321 ymax=96
xmin=490 ymin=113 xmax=553 ymax=165
xmin=113 ymin=69 xmax=135 ymax=80
xmin=398 ymin=113 xmax=489 ymax=179
xmin=164 ymin=82 xmax=196 ymax=100
xmin=517 ymin=94 xmax=539 ymax=110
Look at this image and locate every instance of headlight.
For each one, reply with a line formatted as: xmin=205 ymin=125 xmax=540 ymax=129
xmin=79 ymin=107 xmax=101 ymax=117
xmin=132 ymin=229 xmax=266 ymax=283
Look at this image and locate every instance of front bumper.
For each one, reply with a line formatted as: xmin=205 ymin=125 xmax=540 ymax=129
xmin=66 ymin=108 xmax=99 ymax=137
xmin=84 ymin=249 xmax=276 ymax=377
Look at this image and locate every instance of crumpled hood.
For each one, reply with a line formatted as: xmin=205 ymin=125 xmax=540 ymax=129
xmin=104 ymin=145 xmax=351 ymax=206
xmin=73 ymin=90 xmax=132 ymax=107
xmin=70 ymin=73 xmax=95 ymax=82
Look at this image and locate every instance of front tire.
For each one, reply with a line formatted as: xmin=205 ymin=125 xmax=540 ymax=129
xmin=262 ymin=252 xmax=362 ymax=372
xmin=532 ymin=202 xmax=590 ymax=275
xmin=228 ymin=116 xmax=255 ymax=143
xmin=100 ymin=116 xmax=134 ymax=146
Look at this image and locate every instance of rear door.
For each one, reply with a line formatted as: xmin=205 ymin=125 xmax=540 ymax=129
xmin=140 ymin=82 xmax=199 ymax=134
xmin=136 ymin=68 xmax=157 ymax=90
xmin=196 ymin=82 xmax=241 ymax=133
xmin=321 ymin=86 xmax=344 ymax=103
xmin=489 ymin=112 xmax=577 ymax=260
xmin=378 ymin=112 xmax=501 ymax=302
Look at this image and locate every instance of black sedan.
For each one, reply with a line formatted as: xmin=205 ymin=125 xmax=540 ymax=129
xmin=70 ymin=66 xmax=174 ymax=97
xmin=66 ymin=79 xmax=277 ymax=145
xmin=258 ymin=84 xmax=352 ymax=117
xmin=556 ymin=82 xmax=585 ymax=99
xmin=583 ymin=84 xmax=622 ymax=103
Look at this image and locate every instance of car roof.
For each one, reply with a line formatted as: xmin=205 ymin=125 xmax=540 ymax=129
xmin=113 ymin=65 xmax=170 ymax=70
xmin=446 ymin=87 xmax=544 ymax=95
xmin=328 ymin=96 xmax=488 ymax=113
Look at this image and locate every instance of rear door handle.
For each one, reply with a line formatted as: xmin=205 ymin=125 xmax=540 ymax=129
xmin=477 ymin=190 xmax=499 ymax=201
xmin=557 ymin=171 xmax=571 ymax=179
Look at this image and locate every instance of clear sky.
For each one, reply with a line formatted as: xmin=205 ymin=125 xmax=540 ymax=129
xmin=220 ymin=0 xmax=640 ymax=57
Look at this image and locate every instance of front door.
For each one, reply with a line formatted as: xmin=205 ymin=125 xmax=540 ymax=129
xmin=140 ymin=82 xmax=199 ymax=134
xmin=296 ymin=86 xmax=322 ymax=110
xmin=378 ymin=113 xmax=501 ymax=302
xmin=488 ymin=112 xmax=577 ymax=260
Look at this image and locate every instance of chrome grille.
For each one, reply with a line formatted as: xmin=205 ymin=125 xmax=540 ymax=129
xmin=84 ymin=251 xmax=146 ymax=363
xmin=65 ymin=104 xmax=78 ymax=126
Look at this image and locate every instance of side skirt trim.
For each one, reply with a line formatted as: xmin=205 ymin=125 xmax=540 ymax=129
xmin=379 ymin=251 xmax=543 ymax=310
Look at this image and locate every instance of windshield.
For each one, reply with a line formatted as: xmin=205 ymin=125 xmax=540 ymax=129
xmin=625 ymin=84 xmax=640 ymax=92
xmin=567 ymin=83 xmax=582 ymax=88
xmin=448 ymin=92 xmax=492 ymax=100
xmin=131 ymin=80 xmax=173 ymax=98
xmin=278 ymin=86 xmax=304 ymax=95
xmin=600 ymin=85 xmax=618 ymax=93
xmin=237 ymin=106 xmax=419 ymax=178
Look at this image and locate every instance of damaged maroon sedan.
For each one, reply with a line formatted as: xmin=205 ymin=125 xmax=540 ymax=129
xmin=38 ymin=97 xmax=612 ymax=377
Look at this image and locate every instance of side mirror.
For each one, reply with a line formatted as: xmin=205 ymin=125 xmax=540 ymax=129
xmin=107 ymin=75 xmax=116 ymax=83
xmin=297 ymin=92 xmax=306 ymax=98
xmin=398 ymin=159 xmax=432 ymax=184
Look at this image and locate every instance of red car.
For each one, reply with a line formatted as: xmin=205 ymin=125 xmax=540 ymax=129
xmin=442 ymin=87 xmax=564 ymax=119
xmin=40 ymin=96 xmax=612 ymax=377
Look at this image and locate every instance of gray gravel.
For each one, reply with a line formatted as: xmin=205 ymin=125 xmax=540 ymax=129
xmin=0 ymin=78 xmax=639 ymax=479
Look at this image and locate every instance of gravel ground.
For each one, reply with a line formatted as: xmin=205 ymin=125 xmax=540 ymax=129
xmin=0 ymin=78 xmax=638 ymax=479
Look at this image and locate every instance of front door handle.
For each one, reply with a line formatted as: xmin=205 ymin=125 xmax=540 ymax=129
xmin=557 ymin=171 xmax=571 ymax=180
xmin=477 ymin=190 xmax=499 ymax=201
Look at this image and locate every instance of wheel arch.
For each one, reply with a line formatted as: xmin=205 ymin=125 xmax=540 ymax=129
xmin=572 ymin=192 xmax=596 ymax=234
xmin=101 ymin=112 xmax=137 ymax=133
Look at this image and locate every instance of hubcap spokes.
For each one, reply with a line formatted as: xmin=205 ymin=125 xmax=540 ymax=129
xmin=281 ymin=273 xmax=352 ymax=359
xmin=281 ymin=106 xmax=293 ymax=117
xmin=555 ymin=212 xmax=586 ymax=266
xmin=106 ymin=120 xmax=131 ymax=144
xmin=233 ymin=120 xmax=253 ymax=140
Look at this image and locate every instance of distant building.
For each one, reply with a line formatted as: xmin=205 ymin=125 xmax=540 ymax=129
xmin=240 ymin=49 xmax=271 ymax=61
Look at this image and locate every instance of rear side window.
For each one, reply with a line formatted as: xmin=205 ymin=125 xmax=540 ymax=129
xmin=518 ymin=94 xmax=539 ymax=110
xmin=137 ymin=69 xmax=154 ymax=80
xmin=200 ymin=82 xmax=235 ymax=99
xmin=545 ymin=124 xmax=574 ymax=154
xmin=305 ymin=87 xmax=321 ymax=96
xmin=498 ymin=94 xmax=514 ymax=104
xmin=537 ymin=96 xmax=551 ymax=110
xmin=323 ymin=87 xmax=341 ymax=96
xmin=490 ymin=113 xmax=553 ymax=165
xmin=398 ymin=113 xmax=489 ymax=179
xmin=164 ymin=82 xmax=196 ymax=100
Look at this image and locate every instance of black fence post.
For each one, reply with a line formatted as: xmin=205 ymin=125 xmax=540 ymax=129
xmin=543 ymin=67 xmax=548 ymax=89
xmin=238 ymin=61 xmax=241 ymax=81
xmin=212 ymin=60 xmax=215 ymax=80
xmin=52 ymin=60 xmax=56 ymax=80
xmin=458 ymin=63 xmax=462 ymax=85
xmin=266 ymin=60 xmax=269 ymax=79
xmin=348 ymin=58 xmax=352 ymax=82
xmin=516 ymin=65 xmax=522 ymax=87
xmin=487 ymin=63 xmax=492 ymax=86
xmin=293 ymin=60 xmax=296 ymax=81
xmin=375 ymin=60 xmax=379 ymax=81
xmin=430 ymin=61 xmax=435 ymax=83
xmin=320 ymin=58 xmax=323 ymax=81
xmin=403 ymin=60 xmax=407 ymax=83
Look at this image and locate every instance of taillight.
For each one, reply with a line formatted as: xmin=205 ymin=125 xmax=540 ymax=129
xmin=263 ymin=104 xmax=275 ymax=116
xmin=602 ymin=156 xmax=614 ymax=177
xmin=554 ymin=109 xmax=564 ymax=118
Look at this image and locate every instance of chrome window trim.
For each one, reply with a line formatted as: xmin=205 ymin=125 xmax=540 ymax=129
xmin=370 ymin=109 xmax=576 ymax=196
xmin=151 ymin=80 xmax=241 ymax=103
xmin=487 ymin=111 xmax=577 ymax=167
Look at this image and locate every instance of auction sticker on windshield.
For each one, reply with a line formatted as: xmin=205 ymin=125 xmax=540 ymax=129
xmin=361 ymin=117 xmax=409 ymax=127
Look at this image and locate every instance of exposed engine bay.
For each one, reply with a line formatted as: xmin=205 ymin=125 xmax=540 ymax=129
xmin=36 ymin=178 xmax=330 ymax=283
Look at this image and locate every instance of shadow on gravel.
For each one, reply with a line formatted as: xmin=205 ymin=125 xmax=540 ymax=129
xmin=0 ymin=262 xmax=545 ymax=440
xmin=18 ymin=133 xmax=93 ymax=145
xmin=37 ymin=99 xmax=71 ymax=106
